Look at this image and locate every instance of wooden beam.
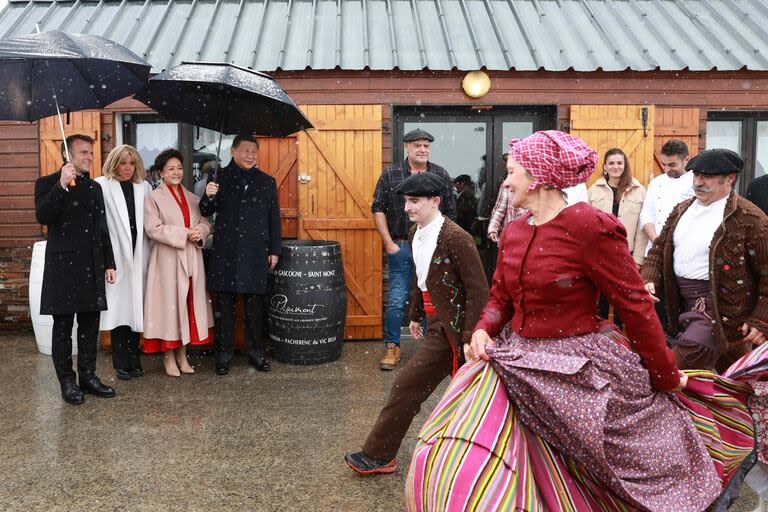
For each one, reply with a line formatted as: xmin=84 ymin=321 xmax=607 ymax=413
xmin=306 ymin=229 xmax=376 ymax=315
xmin=345 ymin=315 xmax=381 ymax=327
xmin=271 ymin=149 xmax=297 ymax=189
xmin=310 ymin=119 xmax=381 ymax=131
xmin=306 ymin=131 xmax=373 ymax=218
xmin=303 ymin=219 xmax=375 ymax=230
xmin=571 ymin=119 xmax=645 ymax=130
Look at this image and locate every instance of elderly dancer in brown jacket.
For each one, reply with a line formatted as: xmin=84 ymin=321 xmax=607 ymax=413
xmin=345 ymin=172 xmax=489 ymax=475
xmin=642 ymin=148 xmax=768 ymax=373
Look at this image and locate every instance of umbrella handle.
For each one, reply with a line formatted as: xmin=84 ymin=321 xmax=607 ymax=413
xmin=54 ymin=95 xmax=76 ymax=188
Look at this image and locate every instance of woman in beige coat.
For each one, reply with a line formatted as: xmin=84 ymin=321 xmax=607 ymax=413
xmin=588 ymin=148 xmax=649 ymax=327
xmin=143 ymin=149 xmax=213 ymax=377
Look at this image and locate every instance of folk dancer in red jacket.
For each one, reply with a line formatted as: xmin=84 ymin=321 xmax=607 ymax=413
xmin=438 ymin=131 xmax=731 ymax=510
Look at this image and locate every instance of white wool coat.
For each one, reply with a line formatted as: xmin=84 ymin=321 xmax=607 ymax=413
xmin=95 ymin=177 xmax=152 ymax=331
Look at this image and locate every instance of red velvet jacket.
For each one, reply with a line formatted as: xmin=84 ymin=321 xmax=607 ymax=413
xmin=475 ymin=202 xmax=681 ymax=391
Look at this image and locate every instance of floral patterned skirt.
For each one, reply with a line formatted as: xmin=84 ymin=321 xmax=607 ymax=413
xmin=406 ymin=330 xmax=763 ymax=512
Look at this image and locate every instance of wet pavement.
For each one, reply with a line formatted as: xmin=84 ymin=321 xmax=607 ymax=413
xmin=0 ymin=332 xmax=761 ymax=511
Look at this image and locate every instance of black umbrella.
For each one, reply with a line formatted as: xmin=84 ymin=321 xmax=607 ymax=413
xmin=0 ymin=29 xmax=150 ymax=161
xmin=135 ymin=62 xmax=312 ymax=138
xmin=136 ymin=62 xmax=312 ymax=181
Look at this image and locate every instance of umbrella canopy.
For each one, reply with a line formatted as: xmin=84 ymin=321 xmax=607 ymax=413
xmin=135 ymin=62 xmax=313 ymax=137
xmin=0 ymin=30 xmax=151 ymax=121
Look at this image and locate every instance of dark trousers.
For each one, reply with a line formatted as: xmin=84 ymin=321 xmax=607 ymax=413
xmin=51 ymin=311 xmax=100 ymax=384
xmin=362 ymin=316 xmax=455 ymax=461
xmin=214 ymin=293 xmax=266 ymax=365
xmin=111 ymin=325 xmax=141 ymax=372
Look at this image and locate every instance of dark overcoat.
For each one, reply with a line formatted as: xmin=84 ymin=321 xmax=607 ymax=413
xmin=200 ymin=160 xmax=282 ymax=294
xmin=34 ymin=170 xmax=115 ymax=314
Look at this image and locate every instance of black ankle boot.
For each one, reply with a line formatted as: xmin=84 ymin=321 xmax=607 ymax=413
xmin=60 ymin=380 xmax=84 ymax=405
xmin=79 ymin=375 xmax=116 ymax=398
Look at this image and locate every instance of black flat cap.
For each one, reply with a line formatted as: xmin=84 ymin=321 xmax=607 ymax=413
xmin=686 ymin=149 xmax=744 ymax=175
xmin=403 ymin=129 xmax=434 ymax=142
xmin=453 ymin=174 xmax=472 ymax=184
xmin=396 ymin=172 xmax=444 ymax=197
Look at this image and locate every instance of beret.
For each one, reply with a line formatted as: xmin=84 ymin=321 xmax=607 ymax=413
xmin=396 ymin=172 xmax=445 ymax=197
xmin=686 ymin=149 xmax=743 ymax=175
xmin=403 ymin=129 xmax=435 ymax=142
xmin=453 ymin=174 xmax=472 ymax=184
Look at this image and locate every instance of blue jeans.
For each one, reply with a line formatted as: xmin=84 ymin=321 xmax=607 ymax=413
xmin=384 ymin=241 xmax=413 ymax=345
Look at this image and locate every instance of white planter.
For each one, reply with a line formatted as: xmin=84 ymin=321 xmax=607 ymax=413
xmin=29 ymin=241 xmax=78 ymax=356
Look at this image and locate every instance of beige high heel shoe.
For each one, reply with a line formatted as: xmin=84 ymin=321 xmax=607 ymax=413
xmin=163 ymin=350 xmax=181 ymax=377
xmin=175 ymin=345 xmax=195 ymax=374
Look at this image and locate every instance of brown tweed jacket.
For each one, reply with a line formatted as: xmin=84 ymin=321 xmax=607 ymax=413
xmin=408 ymin=218 xmax=489 ymax=348
xmin=641 ymin=191 xmax=768 ymax=368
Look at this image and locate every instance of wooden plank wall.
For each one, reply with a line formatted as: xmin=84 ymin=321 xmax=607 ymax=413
xmin=0 ymin=121 xmax=42 ymax=330
xmin=0 ymin=121 xmax=40 ymax=247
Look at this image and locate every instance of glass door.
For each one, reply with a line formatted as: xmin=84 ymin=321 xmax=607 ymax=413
xmin=122 ymin=114 xmax=191 ymax=189
xmin=395 ymin=106 xmax=556 ymax=281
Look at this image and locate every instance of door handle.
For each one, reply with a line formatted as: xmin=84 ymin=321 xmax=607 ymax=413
xmin=299 ymin=174 xmax=312 ymax=184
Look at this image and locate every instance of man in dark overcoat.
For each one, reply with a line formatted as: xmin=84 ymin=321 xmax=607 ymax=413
xmin=200 ymin=134 xmax=282 ymax=375
xmin=34 ymin=134 xmax=117 ymax=405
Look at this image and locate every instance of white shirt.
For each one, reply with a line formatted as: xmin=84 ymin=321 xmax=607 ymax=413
xmin=672 ymin=196 xmax=728 ymax=280
xmin=412 ymin=214 xmax=445 ymax=292
xmin=563 ymin=183 xmax=588 ymax=205
xmin=640 ymin=171 xmax=695 ymax=255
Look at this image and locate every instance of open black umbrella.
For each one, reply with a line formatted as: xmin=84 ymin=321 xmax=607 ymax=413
xmin=0 ymin=30 xmax=151 ymax=157
xmin=0 ymin=29 xmax=150 ymax=167
xmin=134 ymin=62 xmax=313 ymax=138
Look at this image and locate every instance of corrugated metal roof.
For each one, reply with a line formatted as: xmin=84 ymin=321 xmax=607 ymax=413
xmin=1 ymin=0 xmax=767 ymax=72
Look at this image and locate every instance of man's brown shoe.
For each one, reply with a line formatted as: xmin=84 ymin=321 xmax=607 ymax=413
xmin=379 ymin=342 xmax=400 ymax=370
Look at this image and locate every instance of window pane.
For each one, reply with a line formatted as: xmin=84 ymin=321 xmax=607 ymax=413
xmin=502 ymin=122 xmax=534 ymax=144
xmin=403 ymin=121 xmax=487 ymax=234
xmin=135 ymin=122 xmax=178 ymax=168
xmin=757 ymin=121 xmax=768 ymax=179
xmin=403 ymin=121 xmax=487 ymax=182
xmin=706 ymin=121 xmax=742 ymax=152
xmin=192 ymin=128 xmax=235 ymax=194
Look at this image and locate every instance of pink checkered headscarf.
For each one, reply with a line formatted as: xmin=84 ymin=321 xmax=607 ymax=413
xmin=508 ymin=130 xmax=597 ymax=191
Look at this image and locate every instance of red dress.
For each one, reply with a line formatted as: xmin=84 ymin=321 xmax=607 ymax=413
xmin=142 ymin=185 xmax=212 ymax=353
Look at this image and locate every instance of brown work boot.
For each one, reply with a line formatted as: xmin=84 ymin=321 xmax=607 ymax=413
xmin=379 ymin=342 xmax=400 ymax=370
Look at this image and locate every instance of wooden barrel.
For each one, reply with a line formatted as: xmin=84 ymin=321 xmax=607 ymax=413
xmin=268 ymin=240 xmax=346 ymax=365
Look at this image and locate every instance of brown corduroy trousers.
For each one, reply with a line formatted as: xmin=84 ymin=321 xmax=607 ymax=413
xmin=362 ymin=315 xmax=457 ymax=462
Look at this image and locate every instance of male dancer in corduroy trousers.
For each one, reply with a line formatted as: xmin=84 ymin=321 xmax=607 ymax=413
xmin=345 ymin=172 xmax=489 ymax=474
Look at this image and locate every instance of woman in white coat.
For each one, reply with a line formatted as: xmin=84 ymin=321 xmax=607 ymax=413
xmin=95 ymin=145 xmax=151 ymax=380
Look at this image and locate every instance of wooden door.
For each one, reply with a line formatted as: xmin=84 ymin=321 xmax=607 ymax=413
xmin=298 ymin=105 xmax=383 ymax=340
xmin=570 ymin=105 xmax=656 ymax=187
xmin=257 ymin=136 xmax=299 ymax=238
xmin=653 ymin=107 xmax=701 ymax=177
xmin=38 ymin=111 xmax=102 ymax=177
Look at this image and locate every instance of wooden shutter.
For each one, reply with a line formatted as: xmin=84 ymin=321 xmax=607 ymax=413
xmin=38 ymin=111 xmax=102 ymax=177
xmin=298 ymin=105 xmax=383 ymax=340
xmin=654 ymin=107 xmax=701 ymax=177
xmin=256 ymin=136 xmax=299 ymax=238
xmin=570 ymin=105 xmax=656 ymax=187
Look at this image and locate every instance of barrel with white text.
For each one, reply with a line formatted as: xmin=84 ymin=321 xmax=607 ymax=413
xmin=267 ymin=240 xmax=347 ymax=364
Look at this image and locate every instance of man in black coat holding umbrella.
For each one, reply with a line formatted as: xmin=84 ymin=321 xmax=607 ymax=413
xmin=34 ymin=134 xmax=117 ymax=405
xmin=201 ymin=134 xmax=282 ymax=375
